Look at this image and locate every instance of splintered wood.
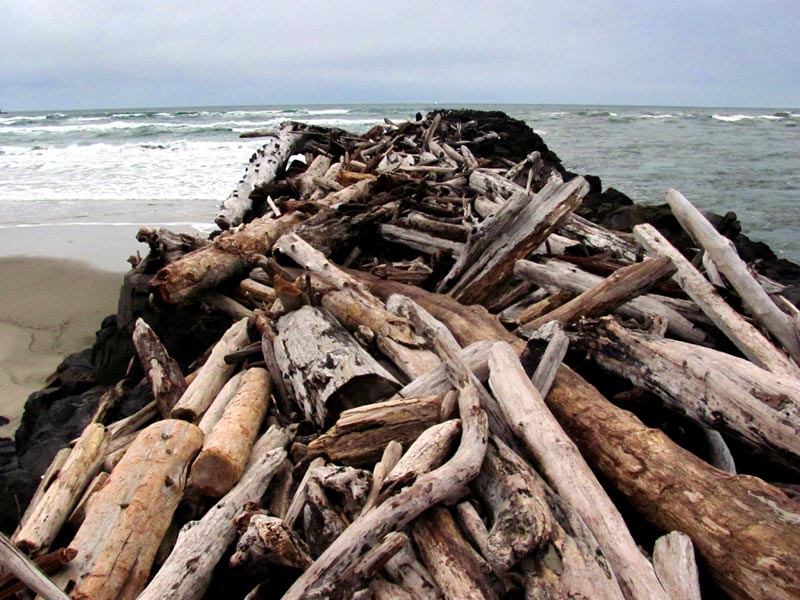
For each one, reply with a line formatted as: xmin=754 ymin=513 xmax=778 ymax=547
xmin=9 ymin=109 xmax=800 ymax=600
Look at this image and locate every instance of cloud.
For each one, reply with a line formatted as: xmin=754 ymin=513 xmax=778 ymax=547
xmin=1 ymin=0 xmax=798 ymax=109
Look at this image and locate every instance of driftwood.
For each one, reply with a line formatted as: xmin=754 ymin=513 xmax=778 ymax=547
xmin=546 ymin=365 xmax=800 ymax=600
xmin=197 ymin=371 xmax=243 ymax=435
xmin=0 ymin=533 xmax=70 ymax=600
xmin=229 ymin=514 xmax=312 ymax=572
xmin=56 ymin=419 xmax=203 ymax=600
xmin=634 ymin=222 xmax=800 ymax=378
xmin=137 ymin=427 xmax=289 ymax=600
xmin=384 ymin=419 xmax=461 ymax=490
xmin=667 ymin=188 xmax=800 ymax=362
xmin=171 ymin=317 xmax=250 ymax=421
xmin=132 ymin=318 xmax=187 ymax=417
xmin=652 ymin=531 xmax=702 ymax=600
xmin=584 ymin=317 xmax=800 ymax=467
xmin=190 ymin=367 xmax=271 ymax=496
xmin=273 ymin=305 xmax=400 ymax=428
xmin=150 ymin=213 xmax=301 ymax=305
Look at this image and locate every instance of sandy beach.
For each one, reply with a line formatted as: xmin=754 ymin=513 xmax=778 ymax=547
xmin=0 ymin=256 xmax=124 ymax=437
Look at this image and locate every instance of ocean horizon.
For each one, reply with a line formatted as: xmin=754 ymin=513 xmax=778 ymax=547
xmin=1 ymin=103 xmax=798 ymax=266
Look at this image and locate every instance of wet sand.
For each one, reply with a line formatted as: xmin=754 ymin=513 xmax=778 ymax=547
xmin=0 ymin=257 xmax=123 ymax=437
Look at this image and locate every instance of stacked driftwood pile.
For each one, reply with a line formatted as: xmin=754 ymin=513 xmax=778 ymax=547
xmin=3 ymin=110 xmax=800 ymax=600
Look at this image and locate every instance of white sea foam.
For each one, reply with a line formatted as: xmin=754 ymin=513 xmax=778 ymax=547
xmin=639 ymin=114 xmax=674 ymax=119
xmin=712 ymin=114 xmax=787 ymax=122
xmin=306 ymin=108 xmax=350 ymax=115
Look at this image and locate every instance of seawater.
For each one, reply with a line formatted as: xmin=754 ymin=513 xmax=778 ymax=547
xmin=1 ymin=104 xmax=797 ymax=261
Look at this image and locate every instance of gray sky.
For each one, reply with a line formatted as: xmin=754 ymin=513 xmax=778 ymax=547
xmin=1 ymin=0 xmax=798 ymax=110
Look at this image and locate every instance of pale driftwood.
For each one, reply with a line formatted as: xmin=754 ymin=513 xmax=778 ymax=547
xmin=56 ymin=420 xmax=203 ymax=600
xmin=586 ymin=317 xmax=800 ymax=468
xmin=291 ymin=154 xmax=332 ymax=199
xmin=380 ymin=224 xmax=465 ymax=256
xmin=497 ymin=288 xmax=549 ymax=324
xmin=557 ymin=213 xmax=639 ymax=261
xmin=216 ymin=123 xmax=310 ymax=229
xmin=137 ymin=427 xmax=289 ymax=600
xmin=190 ymin=367 xmax=271 ymax=496
xmin=384 ymin=419 xmax=461 ymax=490
xmin=370 ymin=577 xmax=415 ymax=600
xmin=361 ymin=441 xmax=403 ymax=515
xmin=453 ymin=501 xmax=491 ymax=560
xmin=253 ymin=311 xmax=294 ymax=418
xmin=284 ymin=457 xmax=326 ymax=528
xmin=350 ymin=531 xmax=407 ymax=583
xmin=512 ymin=290 xmax=573 ymax=327
xmin=473 ymin=195 xmax=500 ymax=218
xmin=265 ymin=459 xmax=294 ymax=520
xmin=12 ymin=448 xmax=70 ymax=539
xmin=667 ymin=188 xmax=800 ymax=362
xmin=306 ymin=396 xmax=443 ymax=468
xmin=546 ymin=365 xmax=800 ymax=600
xmin=634 ymin=222 xmax=800 ymax=378
xmin=653 ymin=532 xmax=702 ymax=600
xmin=376 ymin=335 xmax=441 ymax=381
xmin=197 ymin=371 xmax=243 ymax=435
xmin=274 ymin=306 xmax=400 ymax=428
xmin=136 ymin=226 xmax=209 ymax=263
xmin=150 ymin=213 xmax=301 ymax=305
xmin=106 ymin=399 xmax=158 ymax=440
xmin=529 ymin=322 xmax=569 ymax=398
xmin=384 ymin=542 xmax=443 ymax=600
xmin=303 ymin=480 xmax=347 ymax=557
xmin=14 ymin=423 xmax=107 ymax=556
xmin=518 ymin=256 xmax=676 ymax=333
xmin=514 ymin=258 xmax=707 ymax=343
xmin=237 ymin=278 xmax=277 ymax=306
xmin=132 ymin=318 xmax=187 ymax=417
xmin=439 ymin=176 xmax=588 ymax=305
xmin=312 ymin=464 xmax=372 ymax=517
xmin=703 ymin=428 xmax=737 ymax=473
xmin=0 ymin=533 xmax=70 ymax=600
xmin=412 ymin=507 xmax=499 ymax=600
xmin=473 ymin=437 xmax=552 ymax=572
xmin=229 ymin=515 xmax=312 ymax=572
xmin=67 ymin=471 xmax=109 ymax=528
xmin=488 ymin=342 xmax=668 ymax=600
xmin=280 ymin=384 xmax=487 ymax=600
xmin=171 ymin=318 xmax=250 ymax=421
xmin=201 ymin=292 xmax=254 ymax=320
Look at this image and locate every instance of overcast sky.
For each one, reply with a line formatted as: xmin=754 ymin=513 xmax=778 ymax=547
xmin=1 ymin=0 xmax=798 ymax=110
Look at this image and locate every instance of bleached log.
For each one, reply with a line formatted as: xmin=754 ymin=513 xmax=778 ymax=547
xmin=273 ymin=306 xmax=400 ymax=428
xmin=56 ymin=420 xmax=203 ymax=600
xmin=307 ymin=395 xmax=444 ymax=467
xmin=488 ymin=342 xmax=669 ymax=600
xmin=384 ymin=419 xmax=461 ymax=490
xmin=512 ymin=290 xmax=573 ymax=327
xmin=190 ymin=367 xmax=270 ymax=496
xmin=546 ymin=365 xmax=800 ymax=600
xmin=667 ymin=188 xmax=800 ymax=362
xmin=171 ymin=317 xmax=251 ymax=421
xmin=201 ymin=291 xmax=254 ymax=320
xmin=703 ymin=428 xmax=737 ymax=473
xmin=362 ymin=441 xmax=403 ymax=515
xmin=12 ymin=448 xmax=70 ymax=539
xmin=439 ymin=176 xmax=588 ymax=305
xmin=229 ymin=514 xmax=311 ymax=572
xmin=519 ymin=256 xmax=676 ymax=333
xmin=529 ymin=322 xmax=569 ymax=398
xmin=0 ymin=533 xmax=70 ymax=600
xmin=634 ymin=222 xmax=800 ymax=378
xmin=303 ymin=480 xmax=347 ymax=557
xmin=380 ymin=224 xmax=465 ymax=256
xmin=237 ymin=278 xmax=277 ymax=307
xmin=376 ymin=335 xmax=441 ymax=381
xmin=472 ymin=437 xmax=553 ymax=571
xmin=136 ymin=226 xmax=209 ymax=263
xmin=497 ymin=288 xmax=549 ymax=324
xmin=584 ymin=317 xmax=800 ymax=468
xmin=653 ymin=532 xmax=702 ymax=600
xmin=557 ymin=213 xmax=639 ymax=261
xmin=132 ymin=317 xmax=187 ymax=418
xmin=137 ymin=427 xmax=288 ymax=600
xmin=384 ymin=542 xmax=443 ymax=600
xmin=216 ymin=123 xmax=310 ymax=229
xmin=453 ymin=501 xmax=491 ymax=559
xmin=280 ymin=383 xmax=488 ymax=600
xmin=350 ymin=531 xmax=407 ymax=582
xmin=284 ymin=457 xmax=326 ymax=528
xmin=370 ymin=577 xmax=415 ymax=600
xmin=67 ymin=471 xmax=109 ymax=528
xmin=291 ymin=154 xmax=332 ymax=199
xmin=14 ymin=423 xmax=107 ymax=556
xmin=150 ymin=213 xmax=301 ymax=305
xmin=312 ymin=464 xmax=372 ymax=517
xmin=515 ymin=258 xmax=707 ymax=343
xmin=197 ymin=371 xmax=243 ymax=435
xmin=412 ymin=507 xmax=499 ymax=600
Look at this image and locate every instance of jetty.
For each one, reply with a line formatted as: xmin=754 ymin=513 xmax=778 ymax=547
xmin=1 ymin=109 xmax=799 ymax=600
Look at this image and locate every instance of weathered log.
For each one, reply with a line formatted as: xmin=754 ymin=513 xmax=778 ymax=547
xmin=376 ymin=335 xmax=441 ymax=382
xmin=384 ymin=419 xmax=461 ymax=490
xmin=13 ymin=448 xmax=70 ymax=540
xmin=412 ymin=507 xmax=499 ymax=600
xmin=67 ymin=471 xmax=109 ymax=528
xmin=509 ymin=289 xmax=572 ymax=326
xmin=307 ymin=395 xmax=444 ymax=467
xmin=634 ymin=222 xmax=800 ymax=378
xmin=150 ymin=213 xmax=301 ymax=305
xmin=439 ymin=176 xmax=588 ymax=305
xmin=202 ymin=291 xmax=255 ymax=320
xmin=137 ymin=427 xmax=289 ymax=600
xmin=370 ymin=577 xmax=415 ymax=600
xmin=472 ymin=437 xmax=552 ymax=572
xmin=380 ymin=224 xmax=465 ymax=256
xmin=284 ymin=457 xmax=326 ymax=528
xmin=313 ymin=464 xmax=372 ymax=517
xmin=667 ymin=188 xmax=800 ymax=362
xmin=14 ymin=423 xmax=107 ymax=556
xmin=273 ymin=305 xmax=400 ymax=428
xmin=583 ymin=317 xmax=800 ymax=467
xmin=136 ymin=226 xmax=209 ymax=263
xmin=515 ymin=258 xmax=708 ymax=343
xmin=488 ymin=342 xmax=668 ymax=600
xmin=703 ymin=427 xmax=737 ymax=473
xmin=528 ymin=321 xmax=569 ymax=398
xmin=190 ymin=367 xmax=271 ymax=496
xmin=519 ymin=256 xmax=676 ymax=334
xmin=546 ymin=365 xmax=800 ymax=600
xmin=0 ymin=533 xmax=70 ymax=600
xmin=384 ymin=542 xmax=443 ymax=600
xmin=291 ymin=154 xmax=332 ymax=199
xmin=362 ymin=441 xmax=403 ymax=515
xmin=557 ymin=213 xmax=639 ymax=261
xmin=56 ymin=420 xmax=203 ymax=600
xmin=237 ymin=278 xmax=277 ymax=307
xmin=132 ymin=317 xmax=187 ymax=418
xmin=216 ymin=122 xmax=310 ymax=229
xmin=229 ymin=514 xmax=312 ymax=573
xmin=303 ymin=479 xmax=347 ymax=557
xmin=171 ymin=317 xmax=251 ymax=421
xmin=280 ymin=383 xmax=487 ymax=600
xmin=652 ymin=531 xmax=702 ymax=600
xmin=197 ymin=371 xmax=243 ymax=435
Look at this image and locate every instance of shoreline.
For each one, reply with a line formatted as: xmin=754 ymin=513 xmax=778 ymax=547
xmin=0 ymin=256 xmax=123 ymax=437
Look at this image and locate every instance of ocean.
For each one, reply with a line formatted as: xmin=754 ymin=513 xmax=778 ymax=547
xmin=1 ymin=104 xmax=798 ymax=263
